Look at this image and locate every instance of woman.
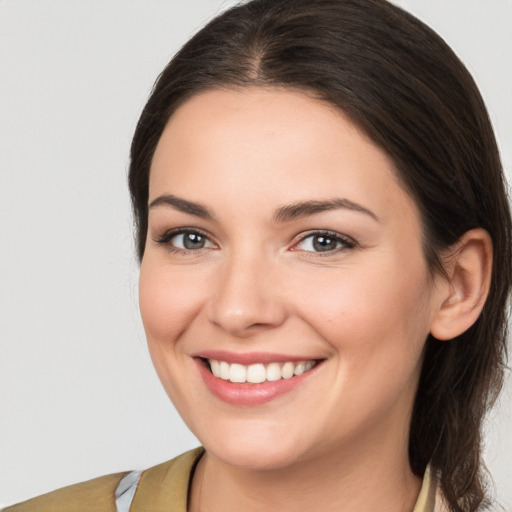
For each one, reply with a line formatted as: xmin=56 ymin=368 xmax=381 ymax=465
xmin=4 ymin=0 xmax=510 ymax=511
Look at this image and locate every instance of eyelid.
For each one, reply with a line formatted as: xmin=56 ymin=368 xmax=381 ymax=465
xmin=290 ymin=230 xmax=357 ymax=254
xmin=153 ymin=227 xmax=218 ymax=253
xmin=152 ymin=227 xmax=356 ymax=256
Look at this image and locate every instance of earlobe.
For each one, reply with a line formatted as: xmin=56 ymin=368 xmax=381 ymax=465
xmin=430 ymin=228 xmax=493 ymax=341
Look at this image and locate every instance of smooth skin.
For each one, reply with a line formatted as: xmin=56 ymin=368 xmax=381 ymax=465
xmin=139 ymin=88 xmax=492 ymax=512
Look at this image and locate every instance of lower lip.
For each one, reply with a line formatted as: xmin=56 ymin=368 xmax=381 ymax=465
xmin=196 ymin=359 xmax=319 ymax=406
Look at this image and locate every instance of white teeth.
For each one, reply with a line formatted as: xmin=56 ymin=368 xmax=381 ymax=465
xmin=210 ymin=360 xmax=220 ymax=377
xmin=266 ymin=362 xmax=282 ymax=382
xmin=247 ymin=364 xmax=266 ymax=384
xmin=207 ymin=359 xmax=317 ymax=383
xmin=219 ymin=361 xmax=230 ymax=380
xmin=294 ymin=362 xmax=305 ymax=376
xmin=229 ymin=363 xmax=247 ymax=383
xmin=281 ymin=362 xmax=295 ymax=379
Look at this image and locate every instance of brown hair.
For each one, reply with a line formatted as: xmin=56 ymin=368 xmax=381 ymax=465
xmin=128 ymin=1 xmax=512 ymax=510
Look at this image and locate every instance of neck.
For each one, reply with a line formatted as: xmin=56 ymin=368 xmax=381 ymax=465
xmin=188 ymin=430 xmax=422 ymax=512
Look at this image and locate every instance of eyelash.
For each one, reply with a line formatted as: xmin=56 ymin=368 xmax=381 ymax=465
xmin=154 ymin=228 xmax=216 ymax=255
xmin=153 ymin=228 xmax=356 ymax=256
xmin=291 ymin=230 xmax=356 ymax=255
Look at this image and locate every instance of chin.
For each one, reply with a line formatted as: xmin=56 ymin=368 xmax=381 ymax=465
xmin=206 ymin=441 xmax=301 ymax=471
xmin=196 ymin=421 xmax=309 ymax=471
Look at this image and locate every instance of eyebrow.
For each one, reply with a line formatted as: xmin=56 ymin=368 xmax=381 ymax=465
xmin=273 ymin=198 xmax=379 ymax=223
xmin=148 ymin=194 xmax=215 ymax=219
xmin=148 ymin=194 xmax=379 ymax=223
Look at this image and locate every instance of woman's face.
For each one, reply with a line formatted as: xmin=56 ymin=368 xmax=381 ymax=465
xmin=140 ymin=87 xmax=442 ymax=470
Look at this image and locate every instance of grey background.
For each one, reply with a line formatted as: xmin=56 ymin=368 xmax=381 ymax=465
xmin=1 ymin=0 xmax=510 ymax=508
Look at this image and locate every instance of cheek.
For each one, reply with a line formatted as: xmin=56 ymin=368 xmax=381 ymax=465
xmin=138 ymin=259 xmax=211 ymax=409
xmin=294 ymin=255 xmax=433 ymax=357
xmin=292 ymin=260 xmax=431 ymax=428
xmin=138 ymin=260 xmax=206 ymax=343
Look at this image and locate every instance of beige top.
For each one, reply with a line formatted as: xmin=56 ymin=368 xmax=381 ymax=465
xmin=3 ymin=447 xmax=446 ymax=511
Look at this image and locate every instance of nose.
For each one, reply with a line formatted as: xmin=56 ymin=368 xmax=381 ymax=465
xmin=207 ymin=252 xmax=287 ymax=337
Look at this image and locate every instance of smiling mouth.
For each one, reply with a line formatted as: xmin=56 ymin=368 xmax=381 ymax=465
xmin=202 ymin=358 xmax=319 ymax=384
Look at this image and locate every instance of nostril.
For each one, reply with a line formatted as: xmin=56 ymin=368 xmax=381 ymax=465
xmin=247 ymin=322 xmax=272 ymax=330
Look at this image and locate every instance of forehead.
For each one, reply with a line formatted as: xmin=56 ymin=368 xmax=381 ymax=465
xmin=149 ymin=87 xmax=418 ymax=226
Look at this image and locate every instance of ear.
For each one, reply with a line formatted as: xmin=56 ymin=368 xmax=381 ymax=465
xmin=430 ymin=228 xmax=493 ymax=341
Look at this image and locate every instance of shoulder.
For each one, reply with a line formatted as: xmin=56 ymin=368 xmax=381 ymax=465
xmin=1 ymin=472 xmax=127 ymax=512
xmin=129 ymin=447 xmax=204 ymax=510
xmin=413 ymin=465 xmax=450 ymax=512
xmin=2 ymin=448 xmax=205 ymax=512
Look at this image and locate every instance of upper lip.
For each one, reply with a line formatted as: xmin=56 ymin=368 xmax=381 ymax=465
xmin=194 ymin=350 xmax=324 ymax=365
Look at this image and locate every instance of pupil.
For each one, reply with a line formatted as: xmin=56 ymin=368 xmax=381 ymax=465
xmin=184 ymin=233 xmax=204 ymax=249
xmin=313 ymin=235 xmax=336 ymax=252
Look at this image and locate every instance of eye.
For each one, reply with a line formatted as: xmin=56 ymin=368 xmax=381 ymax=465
xmin=292 ymin=231 xmax=355 ymax=253
xmin=154 ymin=229 xmax=216 ymax=253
